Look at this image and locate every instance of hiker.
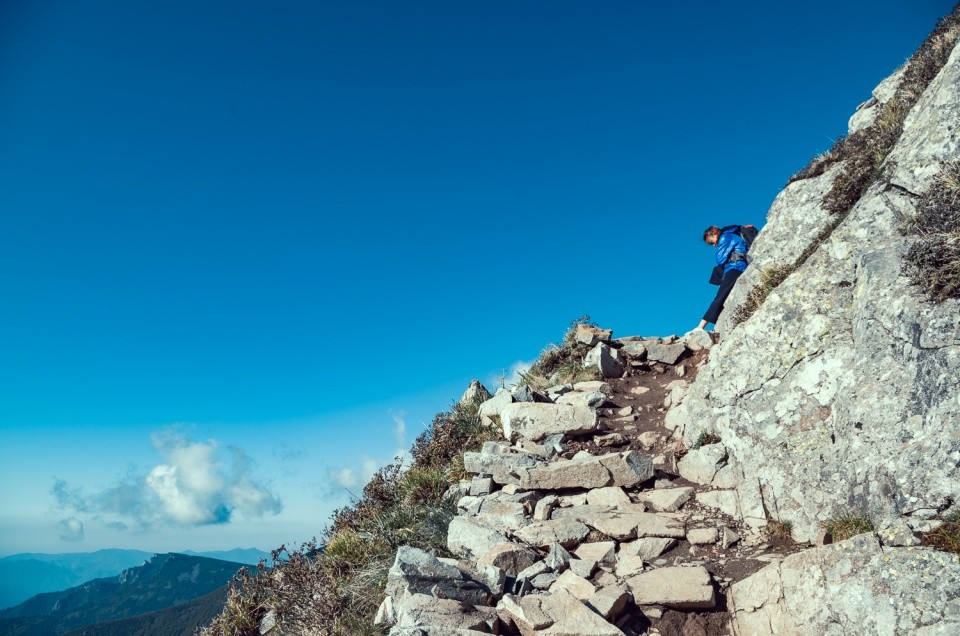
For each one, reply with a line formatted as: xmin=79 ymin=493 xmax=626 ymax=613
xmin=696 ymin=225 xmax=751 ymax=330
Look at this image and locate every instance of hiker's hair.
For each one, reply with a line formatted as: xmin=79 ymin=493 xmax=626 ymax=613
xmin=703 ymin=226 xmax=721 ymax=241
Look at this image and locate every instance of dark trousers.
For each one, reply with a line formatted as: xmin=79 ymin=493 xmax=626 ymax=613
xmin=703 ymin=269 xmax=743 ymax=325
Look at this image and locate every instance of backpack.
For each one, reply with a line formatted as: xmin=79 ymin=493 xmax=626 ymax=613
xmin=709 ymin=224 xmax=759 ymax=285
xmin=719 ymin=224 xmax=758 ymax=250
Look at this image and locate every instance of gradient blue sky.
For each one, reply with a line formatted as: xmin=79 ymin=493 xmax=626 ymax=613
xmin=1 ymin=0 xmax=954 ymax=555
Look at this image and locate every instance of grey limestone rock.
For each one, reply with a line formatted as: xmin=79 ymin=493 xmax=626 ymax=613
xmin=518 ymin=451 xmax=653 ymax=491
xmin=637 ymin=486 xmax=694 ymax=512
xmin=646 ymin=342 xmax=688 ymax=364
xmin=462 ymin=449 xmax=539 ymax=486
xmin=459 ymin=380 xmax=492 ymax=406
xmin=394 ymin=594 xmax=496 ymax=632
xmin=677 ymin=39 xmax=960 ymax=543
xmin=514 ymin=519 xmax=590 ymax=549
xmin=729 ymin=533 xmax=960 ymax=635
xmin=477 ymin=542 xmax=539 ymax=577
xmin=677 ymin=443 xmax=727 ymax=485
xmin=447 ymin=517 xmax=510 ymax=560
xmin=386 ymin=546 xmax=490 ymax=606
xmin=501 ymin=402 xmax=598 ymax=442
xmin=626 ymin=565 xmax=716 ymax=610
xmin=584 ymin=343 xmax=625 ymax=378
xmin=576 ymin=323 xmax=612 ymax=347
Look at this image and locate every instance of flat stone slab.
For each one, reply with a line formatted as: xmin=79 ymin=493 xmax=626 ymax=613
xmin=447 ymin=517 xmax=510 ymax=560
xmin=554 ymin=507 xmax=685 ymax=541
xmin=646 ymin=342 xmax=688 ymax=364
xmin=478 ymin=542 xmax=540 ymax=577
xmin=513 ymin=519 xmax=591 ymax=548
xmin=687 ymin=527 xmax=719 ymax=545
xmin=463 ymin=450 xmax=540 ymax=485
xmin=619 ymin=537 xmax=678 ymax=561
xmin=637 ymin=486 xmax=694 ymax=512
xmin=626 ymin=565 xmax=716 ymax=609
xmin=518 ymin=451 xmax=653 ymax=490
xmin=501 ymin=402 xmax=598 ymax=442
xmin=537 ymin=589 xmax=626 ymax=636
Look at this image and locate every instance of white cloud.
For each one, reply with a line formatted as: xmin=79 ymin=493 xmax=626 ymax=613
xmin=327 ymin=456 xmax=381 ymax=491
xmin=58 ymin=517 xmax=84 ymax=542
xmin=52 ymin=428 xmax=282 ymax=530
xmin=488 ymin=359 xmax=535 ymax=391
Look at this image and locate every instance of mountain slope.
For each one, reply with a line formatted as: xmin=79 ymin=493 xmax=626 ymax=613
xmin=60 ymin=586 xmax=230 ymax=636
xmin=0 ymin=549 xmax=152 ymax=609
xmin=0 ymin=553 xmax=249 ymax=636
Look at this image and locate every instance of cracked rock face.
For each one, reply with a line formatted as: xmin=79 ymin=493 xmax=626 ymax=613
xmin=677 ymin=39 xmax=960 ymax=543
xmin=729 ymin=533 xmax=960 ymax=635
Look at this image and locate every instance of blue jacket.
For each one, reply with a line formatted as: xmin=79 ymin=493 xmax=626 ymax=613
xmin=716 ymin=228 xmax=748 ymax=273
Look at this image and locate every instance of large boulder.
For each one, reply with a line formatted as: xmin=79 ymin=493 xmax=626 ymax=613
xmin=462 ymin=450 xmax=540 ymax=485
xmin=501 ymin=402 xmax=598 ymax=442
xmin=729 ymin=533 xmax=960 ymax=635
xmin=675 ymin=37 xmax=960 ymax=542
xmin=625 ymin=565 xmax=716 ymax=610
xmin=447 ymin=517 xmax=510 ymax=560
xmin=583 ymin=343 xmax=625 ymax=378
xmin=386 ymin=546 xmax=490 ymax=606
xmin=517 ymin=451 xmax=653 ymax=490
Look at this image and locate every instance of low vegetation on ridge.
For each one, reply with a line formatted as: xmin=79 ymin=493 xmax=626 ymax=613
xmin=733 ymin=6 xmax=960 ymax=325
xmin=200 ymin=395 xmax=500 ymax=636
xmin=902 ymin=160 xmax=960 ymax=302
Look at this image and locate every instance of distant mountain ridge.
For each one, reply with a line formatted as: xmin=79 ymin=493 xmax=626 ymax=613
xmin=0 ymin=547 xmax=268 ymax=609
xmin=0 ymin=552 xmax=252 ymax=636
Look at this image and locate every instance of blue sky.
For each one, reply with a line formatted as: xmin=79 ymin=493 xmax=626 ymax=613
xmin=1 ymin=0 xmax=954 ymax=555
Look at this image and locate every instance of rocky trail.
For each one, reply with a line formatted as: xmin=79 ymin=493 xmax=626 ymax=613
xmin=374 ymin=325 xmax=806 ymax=636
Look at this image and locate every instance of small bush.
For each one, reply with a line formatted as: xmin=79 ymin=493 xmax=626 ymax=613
xmin=766 ymin=519 xmax=794 ymax=540
xmin=903 ymin=160 xmax=960 ymax=302
xmin=823 ymin=513 xmax=874 ymax=542
xmin=526 ymin=316 xmax=595 ymax=381
xmin=921 ymin=517 xmax=960 ymax=554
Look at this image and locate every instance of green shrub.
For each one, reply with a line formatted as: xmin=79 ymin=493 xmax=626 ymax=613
xmin=766 ymin=519 xmax=794 ymax=540
xmin=823 ymin=513 xmax=874 ymax=542
xmin=526 ymin=316 xmax=595 ymax=381
xmin=903 ymin=160 xmax=960 ymax=302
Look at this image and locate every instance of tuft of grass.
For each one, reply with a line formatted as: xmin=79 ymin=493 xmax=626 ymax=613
xmin=823 ymin=513 xmax=875 ymax=543
xmin=766 ymin=519 xmax=794 ymax=540
xmin=732 ymin=264 xmax=792 ymax=325
xmin=902 ymin=160 xmax=960 ymax=302
xmin=691 ymin=431 xmax=721 ymax=450
xmin=921 ymin=519 xmax=960 ymax=554
xmin=526 ymin=316 xmax=596 ymax=381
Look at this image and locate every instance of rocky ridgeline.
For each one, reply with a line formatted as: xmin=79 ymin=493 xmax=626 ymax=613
xmin=372 ymin=21 xmax=960 ymax=635
xmin=373 ymin=325 xmax=796 ymax=636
